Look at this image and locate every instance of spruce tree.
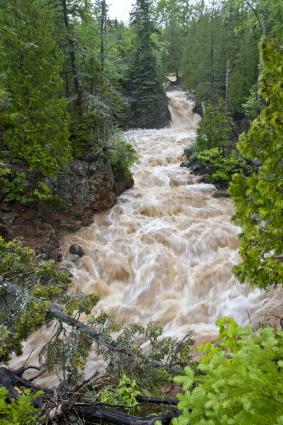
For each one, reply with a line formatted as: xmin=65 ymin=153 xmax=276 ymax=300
xmin=128 ymin=0 xmax=170 ymax=129
xmin=0 ymin=0 xmax=71 ymax=190
xmin=230 ymin=38 xmax=283 ymax=288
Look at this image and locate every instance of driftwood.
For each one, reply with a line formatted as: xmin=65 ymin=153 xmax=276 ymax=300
xmin=0 ymin=365 xmax=180 ymax=424
xmin=0 ymin=366 xmax=50 ymax=399
xmin=74 ymin=404 xmax=179 ymax=425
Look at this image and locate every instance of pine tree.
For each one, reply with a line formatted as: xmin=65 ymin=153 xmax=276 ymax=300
xmin=195 ymin=101 xmax=234 ymax=154
xmin=230 ymin=37 xmax=283 ymax=288
xmin=127 ymin=0 xmax=170 ymax=129
xmin=0 ymin=0 xmax=71 ymax=188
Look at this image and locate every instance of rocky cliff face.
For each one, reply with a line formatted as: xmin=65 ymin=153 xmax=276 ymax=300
xmin=0 ymin=157 xmax=134 ymax=259
xmin=52 ymin=158 xmax=117 ymax=224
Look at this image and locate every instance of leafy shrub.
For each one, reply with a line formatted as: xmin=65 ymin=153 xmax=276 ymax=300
xmin=0 ymin=388 xmax=41 ymax=425
xmin=174 ymin=318 xmax=283 ymax=425
xmin=98 ymin=375 xmax=141 ymax=413
xmin=195 ymin=101 xmax=234 ymax=154
xmin=195 ymin=148 xmax=252 ymax=187
xmin=109 ymin=137 xmax=138 ymax=183
xmin=242 ymin=84 xmax=261 ymax=119
xmin=0 ymin=237 xmax=71 ymax=361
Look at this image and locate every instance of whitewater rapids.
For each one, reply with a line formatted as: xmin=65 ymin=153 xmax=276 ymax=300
xmin=9 ymin=91 xmax=282 ymax=385
xmin=62 ymin=91 xmax=281 ymax=336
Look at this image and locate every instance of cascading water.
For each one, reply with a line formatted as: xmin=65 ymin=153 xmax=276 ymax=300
xmin=60 ymin=91 xmax=281 ymax=336
xmin=9 ymin=91 xmax=282 ymax=385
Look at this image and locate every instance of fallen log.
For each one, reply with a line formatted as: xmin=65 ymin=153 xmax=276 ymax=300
xmin=74 ymin=403 xmax=179 ymax=425
xmin=137 ymin=396 xmax=178 ymax=406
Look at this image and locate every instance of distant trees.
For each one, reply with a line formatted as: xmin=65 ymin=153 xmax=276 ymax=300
xmin=127 ymin=0 xmax=170 ymax=128
xmin=0 ymin=0 xmax=137 ymax=204
xmin=180 ymin=0 xmax=259 ymax=114
xmin=0 ymin=0 xmax=71 ymax=201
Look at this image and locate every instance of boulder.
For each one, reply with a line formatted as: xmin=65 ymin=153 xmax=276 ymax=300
xmin=200 ymin=174 xmax=214 ymax=184
xmin=51 ymin=158 xmax=117 ymax=222
xmin=184 ymin=145 xmax=195 ymax=160
xmin=69 ymin=244 xmax=85 ymax=257
xmin=191 ymin=163 xmax=202 ymax=173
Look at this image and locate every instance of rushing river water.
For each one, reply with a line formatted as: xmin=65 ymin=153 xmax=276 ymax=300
xmin=9 ymin=91 xmax=282 ymax=385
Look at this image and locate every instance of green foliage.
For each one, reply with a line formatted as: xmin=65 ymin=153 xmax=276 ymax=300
xmin=180 ymin=1 xmax=260 ymax=113
xmin=110 ymin=137 xmax=138 ymax=184
xmin=174 ymin=318 xmax=283 ymax=425
xmin=195 ymin=102 xmax=234 ymax=154
xmin=230 ymin=37 xmax=283 ymax=288
xmin=0 ymin=0 xmax=71 ymax=178
xmin=0 ymin=387 xmax=41 ymax=425
xmin=0 ymin=237 xmax=71 ymax=361
xmin=103 ymin=322 xmax=194 ymax=385
xmin=0 ymin=171 xmax=55 ymax=204
xmin=242 ymin=84 xmax=261 ymax=119
xmin=98 ymin=375 xmax=141 ymax=413
xmin=195 ymin=148 xmax=252 ymax=187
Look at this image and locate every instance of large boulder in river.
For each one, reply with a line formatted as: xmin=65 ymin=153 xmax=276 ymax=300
xmin=69 ymin=244 xmax=84 ymax=257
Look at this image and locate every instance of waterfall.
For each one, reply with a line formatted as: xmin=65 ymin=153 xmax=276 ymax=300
xmin=9 ymin=90 xmax=282 ymax=386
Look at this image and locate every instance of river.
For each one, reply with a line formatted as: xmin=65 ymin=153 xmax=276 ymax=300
xmin=9 ymin=91 xmax=281 ymax=385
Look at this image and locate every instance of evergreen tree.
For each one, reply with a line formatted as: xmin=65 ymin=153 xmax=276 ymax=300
xmin=0 ymin=0 xmax=71 ymax=194
xmin=195 ymin=101 xmax=234 ymax=153
xmin=181 ymin=0 xmax=259 ymax=113
xmin=127 ymin=0 xmax=170 ymax=129
xmin=230 ymin=38 xmax=283 ymax=288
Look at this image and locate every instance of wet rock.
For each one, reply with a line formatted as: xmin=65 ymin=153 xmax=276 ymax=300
xmin=0 ymin=154 xmax=133 ymax=261
xmin=213 ymin=190 xmax=230 ymax=198
xmin=69 ymin=244 xmax=84 ymax=257
xmin=200 ymin=174 xmax=214 ymax=184
xmin=70 ymin=254 xmax=80 ymax=263
xmin=52 ymin=158 xmax=117 ymax=218
xmin=184 ymin=145 xmax=195 ymax=160
xmin=191 ymin=163 xmax=202 ymax=173
xmin=180 ymin=161 xmax=190 ymax=168
xmin=113 ymin=172 xmax=134 ymax=196
xmin=59 ymin=267 xmax=73 ymax=278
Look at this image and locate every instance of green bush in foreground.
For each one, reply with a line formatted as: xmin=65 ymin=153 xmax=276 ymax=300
xmin=174 ymin=318 xmax=283 ymax=425
xmin=0 ymin=388 xmax=41 ymax=425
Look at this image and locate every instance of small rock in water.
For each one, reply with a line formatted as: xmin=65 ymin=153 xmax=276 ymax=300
xmin=213 ymin=190 xmax=230 ymax=198
xmin=69 ymin=244 xmax=85 ymax=257
xmin=59 ymin=267 xmax=73 ymax=278
xmin=200 ymin=174 xmax=213 ymax=184
xmin=184 ymin=145 xmax=195 ymax=160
